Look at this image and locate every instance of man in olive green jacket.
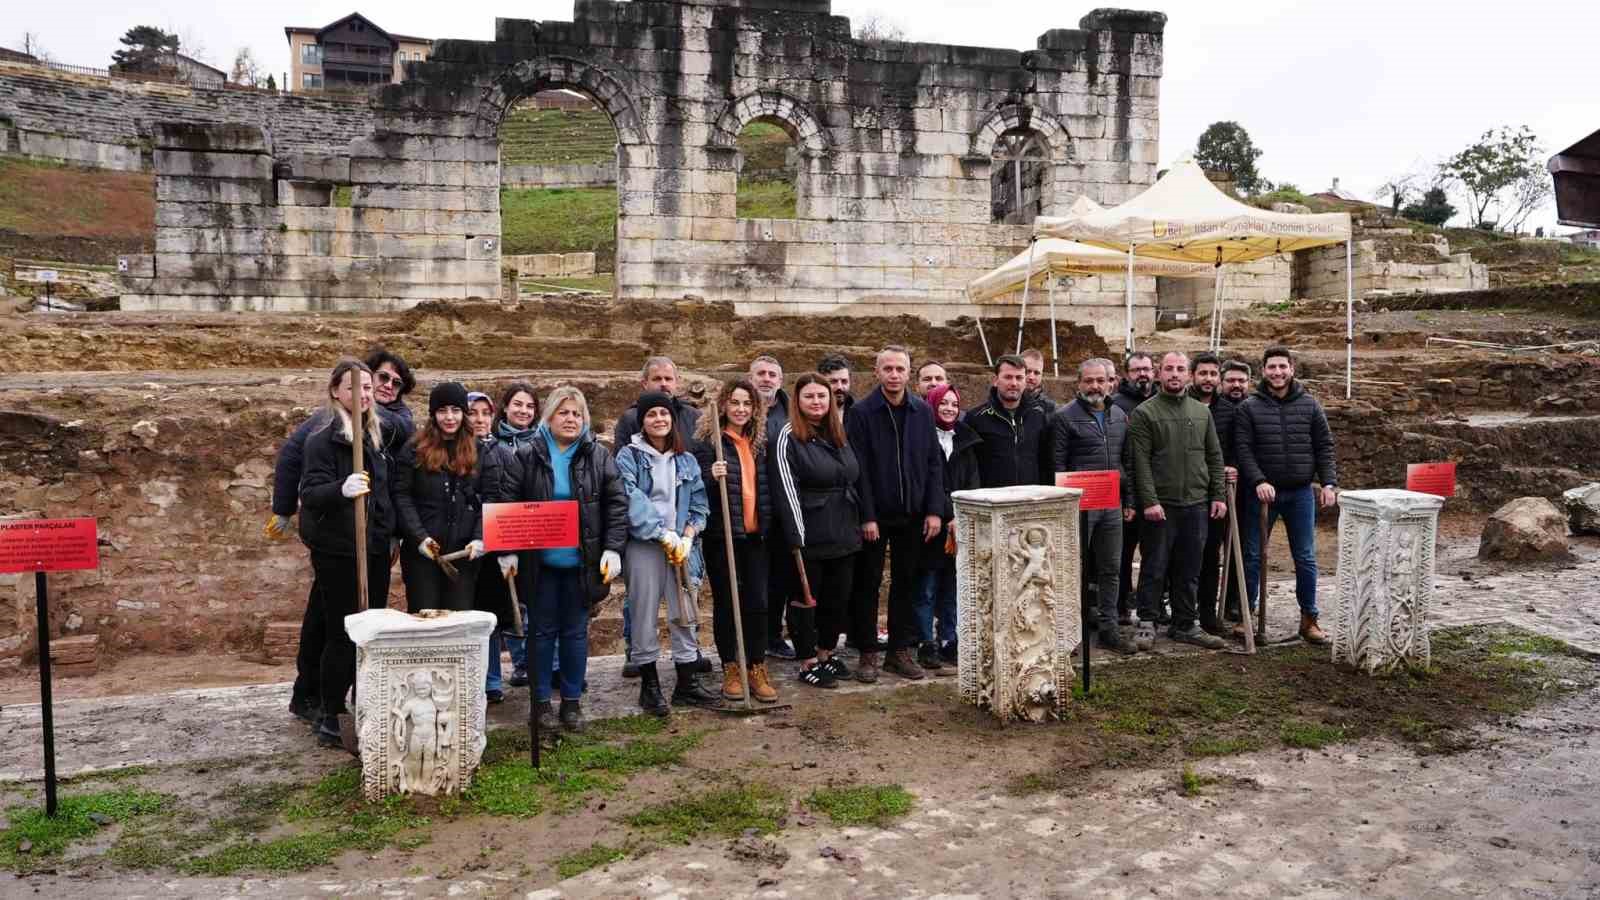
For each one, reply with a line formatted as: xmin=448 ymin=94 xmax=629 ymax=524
xmin=1127 ymin=351 xmax=1228 ymax=649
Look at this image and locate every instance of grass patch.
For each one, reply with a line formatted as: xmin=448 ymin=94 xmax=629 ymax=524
xmin=332 ymin=185 xmax=352 ymax=208
xmin=555 ymin=842 xmax=628 ymax=878
xmin=500 ymin=186 xmax=617 ymax=261
xmin=1186 ymin=736 xmax=1259 ymax=757
xmin=736 ymin=179 xmax=797 ymax=219
xmin=517 ymin=273 xmax=615 ymax=294
xmin=628 ymin=783 xmax=786 ymax=844
xmin=468 ymin=722 xmax=701 ymax=817
xmin=1280 ymin=720 xmax=1346 ymax=749
xmin=1179 ymin=765 xmax=1217 ymax=797
xmin=1 ymin=788 xmax=170 ymax=870
xmin=806 ymin=784 xmax=914 ymax=828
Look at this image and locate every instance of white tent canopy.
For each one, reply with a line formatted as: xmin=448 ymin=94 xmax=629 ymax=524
xmin=1032 ymin=160 xmax=1357 ymax=396
xmin=965 ymin=238 xmax=1212 ymax=303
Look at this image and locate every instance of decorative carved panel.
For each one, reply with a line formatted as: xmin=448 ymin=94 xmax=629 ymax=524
xmin=1332 ymin=489 xmax=1444 ymax=674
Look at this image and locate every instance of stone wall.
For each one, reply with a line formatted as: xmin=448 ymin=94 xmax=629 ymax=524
xmin=1297 ymin=227 xmax=1488 ymax=299
xmin=118 ymin=0 xmax=1167 ymax=327
xmin=502 ymin=161 xmax=616 ymax=188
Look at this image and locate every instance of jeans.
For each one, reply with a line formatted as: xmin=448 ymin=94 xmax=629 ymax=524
xmin=915 ymin=564 xmax=958 ymax=648
xmin=485 ymin=631 xmax=503 ymax=693
xmin=851 ymin=522 xmax=923 ymax=652
xmin=532 ymin=566 xmax=588 ymax=702
xmin=309 ymin=549 xmax=391 ymax=715
xmin=1240 ymin=484 xmax=1320 ymax=618
xmin=1081 ymin=509 xmax=1123 ymax=632
xmin=705 ymin=535 xmax=769 ymax=667
xmin=1135 ymin=503 xmax=1207 ymax=631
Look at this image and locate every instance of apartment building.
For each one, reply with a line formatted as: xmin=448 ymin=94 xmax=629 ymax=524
xmin=285 ymin=13 xmax=430 ymax=92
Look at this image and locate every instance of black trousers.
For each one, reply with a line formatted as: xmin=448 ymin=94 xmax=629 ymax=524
xmin=1196 ymin=514 xmax=1241 ymax=626
xmin=400 ymin=545 xmax=478 ymax=613
xmin=1135 ymin=503 xmax=1208 ymax=630
xmin=705 ymin=534 xmax=769 ymax=667
xmin=291 ymin=562 xmax=323 ymax=708
xmin=1118 ymin=515 xmax=1142 ymax=617
xmin=789 ymin=554 xmax=853 ymax=661
xmin=850 ymin=522 xmax=923 ymax=652
xmin=766 ymin=536 xmax=794 ymax=645
xmin=310 ymin=549 xmax=392 ymax=715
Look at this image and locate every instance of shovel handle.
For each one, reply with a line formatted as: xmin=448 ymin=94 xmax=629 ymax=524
xmin=790 ymin=549 xmax=817 ymax=608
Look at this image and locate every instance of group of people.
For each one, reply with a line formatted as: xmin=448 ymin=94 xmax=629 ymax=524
xmin=267 ymin=340 xmax=1338 ymax=748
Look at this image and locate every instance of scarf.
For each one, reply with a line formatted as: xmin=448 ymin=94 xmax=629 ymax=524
xmin=926 ymin=384 xmax=960 ymax=430
xmin=494 ymin=418 xmax=539 ymax=450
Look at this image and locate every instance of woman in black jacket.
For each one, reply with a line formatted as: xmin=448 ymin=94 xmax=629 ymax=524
xmin=298 ymin=358 xmax=396 ymax=748
xmin=692 ymin=377 xmax=779 ymax=705
xmin=467 ymin=390 xmax=513 ymax=703
xmin=394 ymin=381 xmax=499 ymax=613
xmin=771 ymin=373 xmax=865 ymax=689
xmin=505 ymin=385 xmax=628 ymax=732
xmin=916 ymin=384 xmax=981 ymax=671
xmin=491 ymin=382 xmax=541 ymax=686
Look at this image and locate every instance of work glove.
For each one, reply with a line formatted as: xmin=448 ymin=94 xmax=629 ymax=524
xmin=677 ymin=534 xmax=694 ymax=562
xmin=600 ymin=550 xmax=622 ymax=584
xmin=341 ymin=473 xmax=371 ymax=499
xmin=659 ymin=530 xmax=682 ymax=564
xmin=466 ymin=540 xmax=485 ymax=560
xmin=264 ymin=513 xmax=292 ymax=541
xmin=944 ymin=527 xmax=957 ymax=557
xmin=420 ymin=537 xmax=442 ymax=560
xmin=499 ymin=554 xmax=518 ymax=580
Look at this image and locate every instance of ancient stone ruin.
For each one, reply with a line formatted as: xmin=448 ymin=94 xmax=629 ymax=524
xmin=108 ymin=0 xmax=1167 ymax=331
xmin=1331 ymin=489 xmax=1444 ymax=674
xmin=953 ymin=485 xmax=1082 ymax=723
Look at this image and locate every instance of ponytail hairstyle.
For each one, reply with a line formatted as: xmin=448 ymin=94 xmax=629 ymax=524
xmin=322 ymin=358 xmax=384 ymax=450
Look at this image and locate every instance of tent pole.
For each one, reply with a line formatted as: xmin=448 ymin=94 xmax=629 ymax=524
xmin=976 ymin=311 xmax=992 ymax=368
xmin=1345 ymin=238 xmax=1354 ymax=399
xmin=1125 ymin=243 xmax=1135 ymax=353
xmin=1017 ymin=239 xmax=1036 ymax=356
xmin=1048 ymin=276 xmax=1059 ymax=378
xmin=1210 ymin=266 xmax=1222 ymax=350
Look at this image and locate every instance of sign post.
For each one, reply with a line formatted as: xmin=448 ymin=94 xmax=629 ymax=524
xmin=0 ymin=517 xmax=100 ymax=817
xmin=38 ymin=269 xmax=58 ymax=312
xmin=1052 ymin=470 xmax=1122 ymax=693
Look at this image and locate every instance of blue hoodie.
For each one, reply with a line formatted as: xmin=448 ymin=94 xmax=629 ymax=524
xmin=537 ymin=423 xmax=584 ymax=569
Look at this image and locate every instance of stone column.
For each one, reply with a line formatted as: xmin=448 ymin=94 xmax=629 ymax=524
xmin=953 ymin=485 xmax=1082 ymax=723
xmin=1332 ymin=489 xmax=1445 ymax=674
xmin=345 ymin=609 xmax=498 ymax=800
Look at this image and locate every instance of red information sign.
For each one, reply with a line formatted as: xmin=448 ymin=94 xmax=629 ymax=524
xmin=1406 ymin=462 xmax=1457 ymax=498
xmin=1055 ymin=470 xmax=1122 ymax=511
xmin=0 ymin=518 xmax=99 ymax=574
xmin=483 ymin=502 xmax=580 ymax=551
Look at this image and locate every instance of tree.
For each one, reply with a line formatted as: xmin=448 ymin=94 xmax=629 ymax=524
xmin=20 ymin=31 xmax=52 ymax=63
xmin=1195 ymin=121 xmax=1266 ymax=196
xmin=264 ymin=73 xmax=276 ymax=92
xmin=1374 ymin=167 xmax=1427 ymax=215
xmin=854 ymin=15 xmax=908 ymax=42
xmin=1439 ymin=126 xmax=1546 ymax=230
xmin=1401 ymin=187 xmax=1456 ymax=227
xmin=112 ymin=25 xmax=179 ymax=73
xmin=230 ymin=47 xmax=261 ymax=87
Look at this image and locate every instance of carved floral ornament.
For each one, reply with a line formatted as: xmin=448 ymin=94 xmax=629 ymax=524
xmin=1331 ymin=489 xmax=1444 ymax=675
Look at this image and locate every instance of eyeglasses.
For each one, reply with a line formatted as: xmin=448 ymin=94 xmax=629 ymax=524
xmin=375 ymin=372 xmax=403 ymax=386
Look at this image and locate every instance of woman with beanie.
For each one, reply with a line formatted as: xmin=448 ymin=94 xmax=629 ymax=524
xmin=506 ymin=385 xmax=627 ymax=732
xmin=691 ymin=378 xmax=779 ymax=704
xmin=616 ymin=391 xmax=717 ymax=715
xmin=491 ymin=382 xmax=540 ymax=685
xmin=394 ymin=382 xmax=498 ymax=613
xmin=771 ymin=373 xmax=865 ymax=689
xmin=916 ymin=383 xmax=981 ymax=671
xmin=298 ymin=359 xmax=396 ymax=748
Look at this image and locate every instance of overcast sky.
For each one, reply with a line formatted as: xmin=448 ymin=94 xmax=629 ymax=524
xmin=12 ymin=0 xmax=1593 ymax=232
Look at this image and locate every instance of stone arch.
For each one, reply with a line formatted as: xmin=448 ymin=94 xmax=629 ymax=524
xmin=472 ymin=55 xmax=645 ymax=144
xmin=708 ymin=90 xmax=831 ymax=158
xmin=969 ymin=103 xmax=1071 ymax=162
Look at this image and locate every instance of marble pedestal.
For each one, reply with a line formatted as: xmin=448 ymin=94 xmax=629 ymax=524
xmin=1332 ymin=489 xmax=1445 ymax=674
xmin=345 ymin=609 xmax=497 ymax=800
xmin=953 ymin=485 xmax=1082 ymax=723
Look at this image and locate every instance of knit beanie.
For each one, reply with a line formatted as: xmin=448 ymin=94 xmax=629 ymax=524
xmin=429 ymin=381 xmax=471 ymax=416
xmin=636 ymin=391 xmax=675 ymax=423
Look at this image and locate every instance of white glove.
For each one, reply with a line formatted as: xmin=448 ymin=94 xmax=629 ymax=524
xmin=466 ymin=540 xmax=485 ymax=560
xmin=498 ymin=555 xmax=518 ymax=579
xmin=676 ymin=535 xmax=693 ymax=561
xmin=659 ymin=530 xmax=680 ymax=550
xmin=600 ymin=549 xmax=622 ymax=584
xmin=419 ymin=537 xmax=441 ymax=560
xmin=341 ymin=473 xmax=370 ymax=499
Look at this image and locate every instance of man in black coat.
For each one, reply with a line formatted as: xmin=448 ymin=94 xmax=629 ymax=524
xmin=818 ymin=354 xmax=855 ymax=417
xmin=845 ymin=346 xmax=945 ymax=683
xmin=1188 ymin=352 xmax=1240 ymax=636
xmin=1235 ymin=346 xmax=1339 ymax=645
xmin=750 ymin=354 xmax=798 ymax=659
xmin=613 ymin=356 xmax=702 ymax=448
xmin=965 ymin=354 xmax=1053 ymax=489
xmin=1022 ymin=348 xmax=1057 ymax=415
xmin=1111 ymin=351 xmax=1156 ymax=626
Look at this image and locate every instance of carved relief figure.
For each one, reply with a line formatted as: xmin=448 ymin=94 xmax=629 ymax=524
xmin=391 ymin=668 xmax=457 ymax=794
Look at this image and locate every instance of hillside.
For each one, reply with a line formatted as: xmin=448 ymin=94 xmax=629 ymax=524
xmin=499 ymin=106 xmax=619 ymax=166
xmin=0 ymin=157 xmax=154 ymax=264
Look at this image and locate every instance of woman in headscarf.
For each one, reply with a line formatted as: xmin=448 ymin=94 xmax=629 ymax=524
xmin=916 ymin=383 xmax=981 ymax=672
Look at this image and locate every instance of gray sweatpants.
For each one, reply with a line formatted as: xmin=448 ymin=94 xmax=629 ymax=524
xmin=624 ymin=539 xmax=699 ymax=666
xmin=1082 ymin=509 xmax=1124 ymax=632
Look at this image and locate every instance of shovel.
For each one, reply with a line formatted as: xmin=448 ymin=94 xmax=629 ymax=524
xmin=1221 ymin=481 xmax=1256 ymax=655
xmin=432 ymin=547 xmax=472 ymax=580
xmin=339 ymin=380 xmax=369 ymax=756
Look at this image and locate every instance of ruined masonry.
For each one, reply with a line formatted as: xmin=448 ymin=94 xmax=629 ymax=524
xmin=110 ymin=0 xmax=1167 ymax=331
xmin=1331 ymin=489 xmax=1444 ymax=674
xmin=953 ymin=485 xmax=1083 ymax=723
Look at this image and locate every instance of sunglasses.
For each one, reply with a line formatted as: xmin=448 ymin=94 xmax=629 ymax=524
xmin=375 ymin=372 xmax=403 ymax=386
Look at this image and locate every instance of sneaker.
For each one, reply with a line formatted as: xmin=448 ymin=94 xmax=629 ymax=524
xmin=938 ymin=642 xmax=958 ymax=666
xmin=856 ymin=651 xmax=881 ymax=683
xmin=1098 ymin=627 xmax=1137 ymax=656
xmin=798 ymin=664 xmax=838 ymax=689
xmin=1133 ymin=621 xmax=1156 ymax=652
xmin=768 ymin=640 xmax=797 ymax=660
xmin=883 ymin=649 xmax=927 ymax=680
xmin=1118 ymin=609 xmax=1135 ymax=627
xmin=508 ymin=667 xmax=529 ymax=688
xmin=486 ymin=689 xmax=505 ymax=704
xmin=1200 ymin=620 xmax=1229 ymax=638
xmin=917 ymin=643 xmax=943 ymax=671
xmin=1155 ymin=609 xmax=1172 ymax=627
xmin=821 ymin=655 xmax=852 ymax=681
xmin=1169 ymin=623 xmax=1226 ymax=649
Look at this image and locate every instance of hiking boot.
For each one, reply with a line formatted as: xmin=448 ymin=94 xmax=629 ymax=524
xmin=722 ymin=663 xmax=746 ymax=701
xmin=534 ymin=700 xmax=561 ymax=732
xmin=1200 ymin=619 xmax=1228 ymax=639
xmin=1133 ymin=621 xmax=1156 ymax=652
xmin=798 ymin=664 xmax=838 ymax=689
xmin=1118 ymin=609 xmax=1135 ymax=627
xmin=1299 ymin=613 xmax=1329 ymax=645
xmin=821 ymin=654 xmax=852 ymax=681
xmin=917 ymin=643 xmax=943 ymax=671
xmin=769 ymin=639 xmax=797 ymax=660
xmin=1098 ymin=627 xmax=1137 ymax=656
xmin=559 ymin=699 xmax=586 ymax=733
xmin=622 ymin=662 xmax=641 ymax=680
xmin=672 ymin=662 xmax=722 ymax=708
xmin=289 ymin=696 xmax=320 ymax=726
xmin=508 ymin=667 xmax=529 ymax=688
xmin=748 ymin=663 xmax=780 ymax=703
xmin=883 ymin=649 xmax=926 ymax=680
xmin=638 ymin=663 xmax=670 ymax=717
xmin=314 ymin=715 xmax=344 ymax=749
xmin=486 ymin=689 xmax=505 ymax=705
xmin=856 ymin=651 xmax=881 ymax=683
xmin=1231 ymin=622 xmax=1251 ymax=642
xmin=1169 ymin=623 xmax=1227 ymax=649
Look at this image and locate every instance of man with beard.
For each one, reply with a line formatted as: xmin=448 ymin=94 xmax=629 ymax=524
xmin=965 ymin=354 xmax=1052 ymax=489
xmin=1236 ymin=347 xmax=1339 ymax=645
xmin=613 ymin=356 xmax=702 ymax=448
xmin=749 ymin=354 xmax=799 ymax=660
xmin=1126 ymin=351 xmax=1228 ymax=650
xmin=1111 ymin=351 xmax=1156 ymax=641
xmin=1216 ymin=360 xmax=1252 ymax=623
xmin=818 ymin=354 xmax=855 ymax=416
xmin=1188 ymin=352 xmax=1241 ymax=637
xmin=1052 ymin=357 xmax=1136 ymax=654
xmin=916 ymin=360 xmax=948 ymax=396
xmin=1021 ymin=349 xmax=1056 ymax=414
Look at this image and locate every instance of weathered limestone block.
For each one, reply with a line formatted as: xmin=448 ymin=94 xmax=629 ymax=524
xmin=1564 ymin=483 xmax=1600 ymax=536
xmin=953 ymin=485 xmax=1082 ymax=723
xmin=1479 ymin=496 xmax=1571 ymax=561
xmin=346 ymin=609 xmax=496 ymax=801
xmin=1332 ymin=489 xmax=1444 ymax=674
